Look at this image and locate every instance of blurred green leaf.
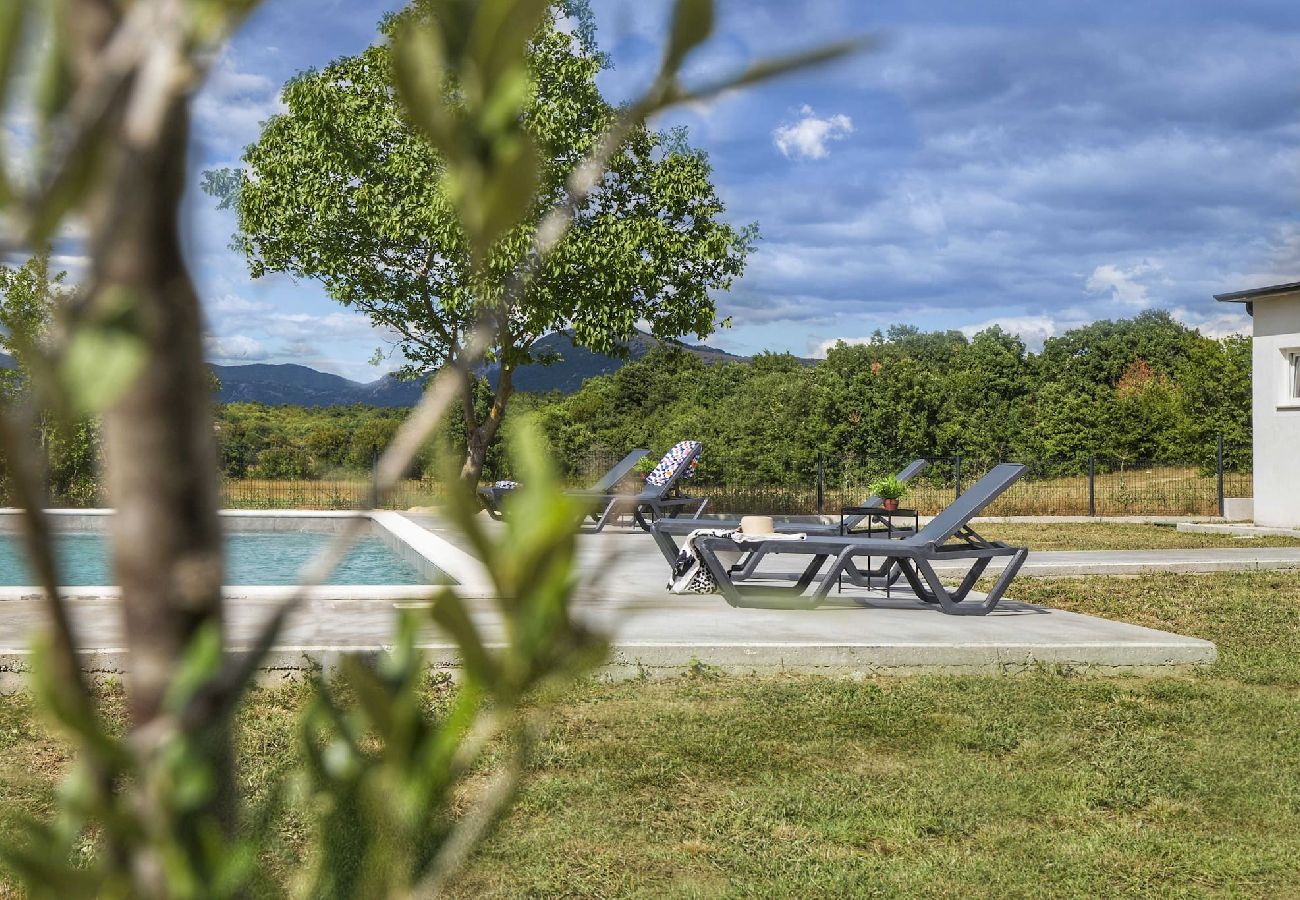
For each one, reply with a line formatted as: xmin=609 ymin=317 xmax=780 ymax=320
xmin=429 ymin=587 xmax=501 ymax=688
xmin=58 ymin=288 xmax=146 ymax=415
xmin=391 ymin=18 xmax=449 ymax=146
xmin=473 ymin=136 xmax=538 ymax=262
xmin=665 ymin=0 xmax=713 ymax=73
xmin=164 ymin=622 xmax=225 ymax=715
xmin=35 ymin=0 xmax=71 ymax=120
xmin=30 ymin=633 xmax=126 ymax=769
xmin=0 ymin=1 xmax=27 ymax=102
xmin=469 ymin=0 xmax=549 ymax=87
xmin=0 ymin=1 xmax=27 ymax=206
xmin=340 ymin=653 xmax=399 ymax=736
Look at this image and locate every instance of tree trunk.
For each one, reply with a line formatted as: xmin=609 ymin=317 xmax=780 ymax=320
xmin=77 ymin=6 xmax=232 ymax=863
xmin=461 ymin=366 xmax=514 ymax=485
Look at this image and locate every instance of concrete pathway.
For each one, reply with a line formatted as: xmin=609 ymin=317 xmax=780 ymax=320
xmin=12 ymin=514 xmax=1300 ymax=681
xmin=0 ymin=585 xmax=1218 ymax=682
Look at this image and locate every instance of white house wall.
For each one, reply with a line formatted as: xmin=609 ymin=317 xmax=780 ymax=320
xmin=1252 ymin=295 xmax=1300 ymax=528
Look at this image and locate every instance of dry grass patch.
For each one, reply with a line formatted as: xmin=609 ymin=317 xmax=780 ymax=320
xmin=977 ymin=521 xmax=1300 ymax=551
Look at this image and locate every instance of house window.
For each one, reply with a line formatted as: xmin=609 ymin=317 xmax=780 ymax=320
xmin=1288 ymin=349 xmax=1300 ymax=402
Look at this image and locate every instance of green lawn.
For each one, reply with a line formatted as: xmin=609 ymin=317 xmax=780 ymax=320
xmin=977 ymin=522 xmax=1300 ymax=552
xmin=3 ymin=572 xmax=1300 ymax=897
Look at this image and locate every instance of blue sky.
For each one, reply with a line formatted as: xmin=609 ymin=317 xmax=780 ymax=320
xmin=186 ymin=0 xmax=1300 ymax=379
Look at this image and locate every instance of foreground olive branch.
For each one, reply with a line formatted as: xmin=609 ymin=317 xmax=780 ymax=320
xmin=0 ymin=0 xmax=865 ymax=894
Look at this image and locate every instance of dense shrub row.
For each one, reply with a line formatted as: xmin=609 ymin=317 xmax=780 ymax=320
xmin=4 ymin=310 xmax=1254 ymax=500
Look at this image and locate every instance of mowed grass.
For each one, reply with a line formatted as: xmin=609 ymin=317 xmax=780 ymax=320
xmin=2 ymin=572 xmax=1299 ymax=896
xmin=977 ymin=521 xmax=1300 ymax=551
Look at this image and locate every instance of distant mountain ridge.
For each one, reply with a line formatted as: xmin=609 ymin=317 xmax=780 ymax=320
xmin=209 ymin=362 xmax=425 ymax=407
xmin=212 ymin=328 xmax=756 ymax=407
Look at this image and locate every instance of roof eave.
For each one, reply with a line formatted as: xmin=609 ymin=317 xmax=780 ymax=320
xmin=1215 ymin=281 xmax=1300 ymax=303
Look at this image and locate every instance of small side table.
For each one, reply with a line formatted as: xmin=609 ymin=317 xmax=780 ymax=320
xmin=838 ymin=506 xmax=919 ymax=597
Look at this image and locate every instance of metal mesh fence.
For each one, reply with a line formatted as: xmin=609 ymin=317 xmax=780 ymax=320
xmin=27 ymin=445 xmax=1254 ymax=516
xmin=644 ymin=453 xmax=1253 ymax=518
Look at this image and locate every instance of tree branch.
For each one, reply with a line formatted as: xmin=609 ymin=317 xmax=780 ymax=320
xmin=208 ymin=325 xmax=495 ymax=712
xmin=0 ymin=403 xmax=89 ymax=705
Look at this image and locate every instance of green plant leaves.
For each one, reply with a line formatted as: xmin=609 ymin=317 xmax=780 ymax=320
xmin=665 ymin=0 xmax=714 ymax=73
xmin=391 ymin=0 xmax=552 ymax=264
xmin=57 ymin=288 xmax=147 ymax=416
xmin=0 ymin=0 xmax=27 ymax=205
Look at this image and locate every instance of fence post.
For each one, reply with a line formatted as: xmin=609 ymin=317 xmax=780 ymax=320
xmin=372 ymin=447 xmax=379 ymax=505
xmin=1217 ymin=432 xmax=1225 ymax=518
xmin=1088 ymin=455 xmax=1096 ymax=517
xmin=816 ymin=451 xmax=824 ymax=516
xmin=953 ymin=454 xmax=962 ymax=499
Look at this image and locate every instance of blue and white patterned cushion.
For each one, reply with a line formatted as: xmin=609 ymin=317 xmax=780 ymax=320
xmin=492 ymin=480 xmax=520 ymax=489
xmin=645 ymin=440 xmax=701 ymax=488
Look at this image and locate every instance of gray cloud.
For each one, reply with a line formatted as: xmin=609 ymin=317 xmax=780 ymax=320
xmin=689 ymin=18 xmax=1300 ymax=350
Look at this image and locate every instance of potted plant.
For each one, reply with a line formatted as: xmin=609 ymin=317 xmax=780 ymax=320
xmin=869 ymin=474 xmax=907 ymax=512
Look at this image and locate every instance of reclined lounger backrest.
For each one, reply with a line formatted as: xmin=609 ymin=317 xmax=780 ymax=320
xmin=910 ymin=463 xmax=1028 ymax=546
xmin=589 ymin=449 xmax=650 ymax=493
xmin=641 ymin=441 xmax=703 ymax=499
xmin=843 ymin=458 xmax=930 ymax=530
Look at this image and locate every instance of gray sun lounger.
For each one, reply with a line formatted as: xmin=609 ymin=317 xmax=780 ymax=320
xmin=649 ymin=458 xmax=930 ymax=565
xmin=571 ymin=440 xmax=708 ymax=532
xmin=682 ymin=463 xmax=1029 ymax=615
xmin=477 ymin=448 xmax=650 ymax=520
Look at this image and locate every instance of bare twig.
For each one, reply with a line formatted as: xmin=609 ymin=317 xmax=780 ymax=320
xmin=207 ymin=20 xmax=867 ymax=713
xmin=0 ymin=402 xmax=85 ymax=697
xmin=209 ymin=53 xmax=723 ymax=706
xmin=208 ymin=326 xmax=494 ymax=710
xmin=0 ymin=398 xmax=119 ymax=858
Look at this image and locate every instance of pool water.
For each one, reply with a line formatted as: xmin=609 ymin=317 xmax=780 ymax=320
xmin=0 ymin=532 xmax=429 ymax=586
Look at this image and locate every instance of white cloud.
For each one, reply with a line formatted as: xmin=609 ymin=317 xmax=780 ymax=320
xmin=959 ymin=315 xmax=1065 ymax=350
xmin=206 ymin=334 xmax=268 ymax=361
xmin=809 ymin=335 xmax=876 ymax=358
xmin=1169 ymin=307 xmax=1252 ymax=339
xmin=772 ymin=105 xmax=853 ymax=160
xmin=207 ymin=292 xmax=270 ymax=315
xmin=193 ymin=52 xmax=285 ymax=156
xmin=262 ymin=310 xmax=381 ymax=341
xmin=1084 ymin=261 xmax=1161 ymax=308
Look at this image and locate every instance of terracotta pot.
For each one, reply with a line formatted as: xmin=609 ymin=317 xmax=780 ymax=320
xmin=882 ymin=498 xmax=900 ymax=512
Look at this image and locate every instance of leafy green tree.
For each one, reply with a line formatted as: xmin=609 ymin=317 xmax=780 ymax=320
xmin=1 ymin=252 xmax=103 ymax=503
xmin=1036 ymin=310 xmax=1201 ymax=387
xmin=208 ymin=1 xmax=755 ymax=484
xmin=304 ymin=423 xmax=352 ymax=470
xmin=1175 ymin=334 xmax=1253 ymax=469
xmin=1105 ymin=359 xmax=1184 ymax=462
xmin=350 ymin=417 xmax=402 ymax=471
xmin=0 ymin=251 xmax=64 ymax=396
xmin=249 ymin=445 xmax=316 ymax=479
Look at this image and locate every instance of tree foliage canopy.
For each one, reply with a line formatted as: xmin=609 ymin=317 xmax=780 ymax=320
xmin=207 ymin=1 xmax=755 ymax=480
xmin=208 ymin=1 xmax=759 ymax=478
xmin=184 ymin=311 xmax=1257 ymax=492
xmin=523 ymin=311 xmax=1253 ymax=479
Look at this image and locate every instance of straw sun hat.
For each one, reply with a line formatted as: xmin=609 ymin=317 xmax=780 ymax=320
xmin=738 ymin=515 xmax=776 ymax=536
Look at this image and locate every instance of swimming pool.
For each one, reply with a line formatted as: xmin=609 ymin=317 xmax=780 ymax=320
xmin=0 ymin=531 xmax=430 ymax=586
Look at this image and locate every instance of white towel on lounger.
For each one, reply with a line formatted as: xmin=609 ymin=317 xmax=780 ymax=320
xmin=668 ymin=528 xmax=805 ymax=594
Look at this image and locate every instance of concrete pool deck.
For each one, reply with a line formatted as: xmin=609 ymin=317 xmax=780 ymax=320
xmin=5 ymin=512 xmax=1288 ymax=681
